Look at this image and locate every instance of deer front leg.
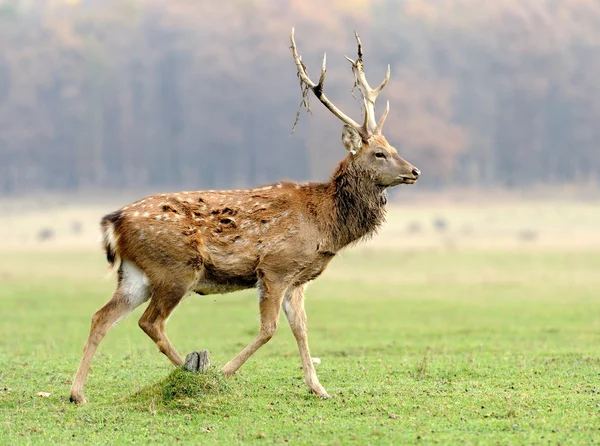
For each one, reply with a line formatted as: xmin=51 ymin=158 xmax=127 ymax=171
xmin=221 ymin=279 xmax=285 ymax=377
xmin=283 ymin=285 xmax=330 ymax=398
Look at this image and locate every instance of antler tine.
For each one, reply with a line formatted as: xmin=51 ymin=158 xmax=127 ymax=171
xmin=353 ymin=30 xmax=363 ymax=60
xmin=345 ymin=31 xmax=391 ymax=134
xmin=318 ymin=52 xmax=327 ymax=87
xmin=374 ymin=100 xmax=389 ymax=135
xmin=344 ymin=55 xmax=356 ymax=65
xmin=375 ymin=64 xmax=391 ymax=95
xmin=361 ymin=97 xmax=370 ymax=134
xmin=290 ymin=28 xmax=366 ymax=138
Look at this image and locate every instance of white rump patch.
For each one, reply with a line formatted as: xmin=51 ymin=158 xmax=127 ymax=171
xmin=120 ymin=260 xmax=150 ymax=308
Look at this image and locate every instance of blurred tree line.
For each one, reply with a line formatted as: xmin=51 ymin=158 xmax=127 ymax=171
xmin=0 ymin=0 xmax=599 ymax=194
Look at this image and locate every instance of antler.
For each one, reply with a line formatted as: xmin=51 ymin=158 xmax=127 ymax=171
xmin=290 ymin=28 xmax=370 ymax=140
xmin=345 ymin=31 xmax=390 ymax=135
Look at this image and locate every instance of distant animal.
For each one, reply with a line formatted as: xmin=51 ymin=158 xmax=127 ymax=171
xmin=69 ymin=28 xmax=420 ymax=404
xmin=37 ymin=227 xmax=55 ymax=242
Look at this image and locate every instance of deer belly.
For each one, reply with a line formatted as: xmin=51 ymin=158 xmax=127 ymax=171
xmin=193 ymin=265 xmax=257 ymax=295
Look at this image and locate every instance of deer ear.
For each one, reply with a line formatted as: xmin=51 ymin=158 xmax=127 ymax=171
xmin=341 ymin=125 xmax=363 ymax=155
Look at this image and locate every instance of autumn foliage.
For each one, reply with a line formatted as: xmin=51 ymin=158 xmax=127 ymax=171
xmin=0 ymin=0 xmax=598 ymax=193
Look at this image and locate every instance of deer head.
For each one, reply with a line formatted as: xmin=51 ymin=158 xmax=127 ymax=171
xmin=290 ymin=28 xmax=420 ymax=188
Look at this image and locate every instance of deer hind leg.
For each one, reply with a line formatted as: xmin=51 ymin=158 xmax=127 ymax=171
xmin=283 ymin=285 xmax=330 ymax=398
xmin=222 ymin=279 xmax=286 ymax=377
xmin=137 ymin=282 xmax=188 ymax=367
xmin=70 ymin=260 xmax=150 ymax=404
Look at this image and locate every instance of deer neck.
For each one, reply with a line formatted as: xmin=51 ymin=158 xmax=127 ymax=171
xmin=325 ymin=159 xmax=387 ymax=250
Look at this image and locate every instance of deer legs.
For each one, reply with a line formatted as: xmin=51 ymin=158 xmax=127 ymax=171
xmin=70 ymin=269 xmax=185 ymax=404
xmin=72 ymin=272 xmax=328 ymax=403
xmin=222 ymin=280 xmax=285 ymax=377
xmin=283 ymin=286 xmax=330 ymax=398
xmin=221 ymin=281 xmax=329 ymax=398
xmin=70 ymin=288 xmax=143 ymax=404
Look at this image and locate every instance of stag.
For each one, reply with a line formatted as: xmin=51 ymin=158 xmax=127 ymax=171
xmin=69 ymin=28 xmax=420 ymax=404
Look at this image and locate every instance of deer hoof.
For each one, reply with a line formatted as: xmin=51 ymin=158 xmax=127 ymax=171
xmin=309 ymin=387 xmax=331 ymax=399
xmin=69 ymin=394 xmax=88 ymax=405
xmin=221 ymin=367 xmax=235 ymax=379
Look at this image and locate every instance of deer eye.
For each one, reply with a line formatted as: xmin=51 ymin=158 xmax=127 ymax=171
xmin=375 ymin=152 xmax=386 ymax=159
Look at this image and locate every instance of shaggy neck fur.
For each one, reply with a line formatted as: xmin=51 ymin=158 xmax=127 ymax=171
xmin=323 ymin=158 xmax=387 ymax=250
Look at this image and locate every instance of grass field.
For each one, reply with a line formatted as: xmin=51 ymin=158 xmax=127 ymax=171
xmin=1 ymin=246 xmax=599 ymax=444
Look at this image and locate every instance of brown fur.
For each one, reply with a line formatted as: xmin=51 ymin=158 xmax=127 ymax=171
xmin=99 ymin=154 xmax=392 ymax=293
xmin=108 ymin=161 xmax=386 ymax=283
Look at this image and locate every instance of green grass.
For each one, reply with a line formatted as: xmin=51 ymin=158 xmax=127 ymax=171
xmin=1 ymin=250 xmax=600 ymax=444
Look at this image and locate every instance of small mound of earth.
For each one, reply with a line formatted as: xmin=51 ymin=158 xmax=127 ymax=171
xmin=161 ymin=367 xmax=230 ymax=403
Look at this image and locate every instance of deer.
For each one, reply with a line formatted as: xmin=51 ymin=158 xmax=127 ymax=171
xmin=69 ymin=28 xmax=420 ymax=404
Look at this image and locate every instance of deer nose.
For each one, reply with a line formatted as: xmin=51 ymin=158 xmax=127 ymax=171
xmin=412 ymin=168 xmax=421 ymax=178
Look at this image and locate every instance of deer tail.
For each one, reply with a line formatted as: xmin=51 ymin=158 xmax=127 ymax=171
xmin=100 ymin=210 xmax=123 ymax=273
